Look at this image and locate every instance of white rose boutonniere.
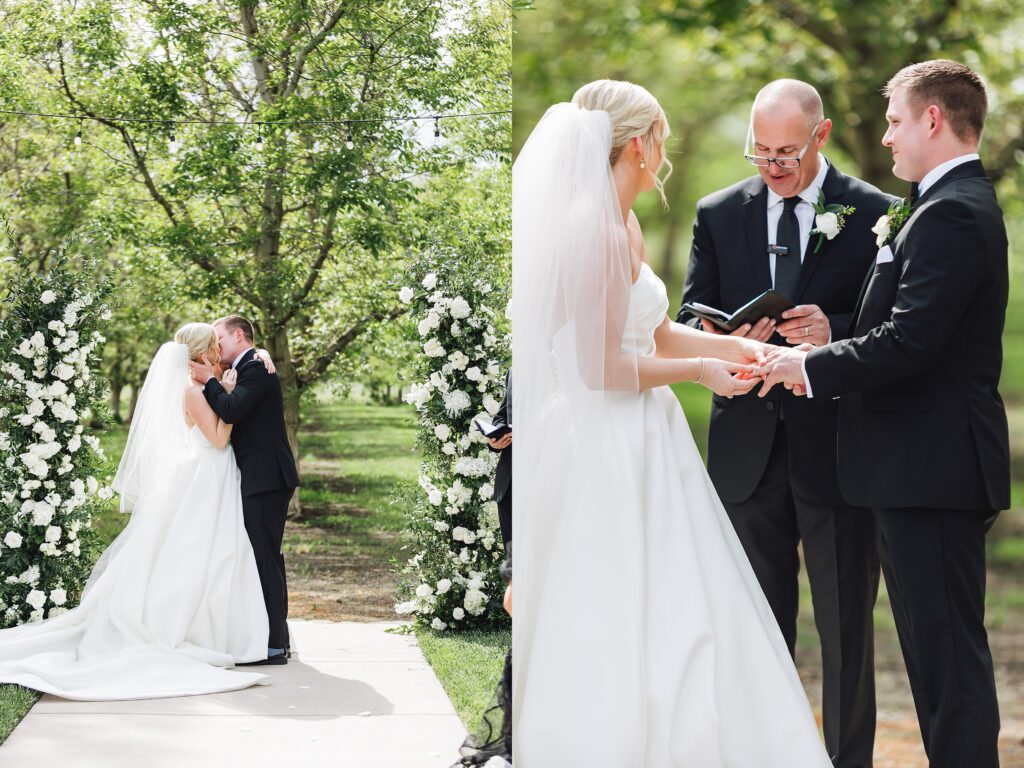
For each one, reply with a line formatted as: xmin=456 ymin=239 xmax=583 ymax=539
xmin=809 ymin=191 xmax=856 ymax=254
xmin=872 ymin=197 xmax=912 ymax=248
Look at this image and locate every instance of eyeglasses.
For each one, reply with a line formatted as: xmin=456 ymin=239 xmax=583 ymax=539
xmin=744 ymin=120 xmax=822 ymax=170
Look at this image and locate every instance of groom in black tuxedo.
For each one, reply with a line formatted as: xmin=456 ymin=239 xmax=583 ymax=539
xmin=678 ymin=80 xmax=893 ymax=768
xmin=763 ymin=61 xmax=1009 ymax=768
xmin=191 ymin=315 xmax=300 ymax=664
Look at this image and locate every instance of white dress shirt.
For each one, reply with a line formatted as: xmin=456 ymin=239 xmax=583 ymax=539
xmin=800 ymin=152 xmax=980 ymax=398
xmin=765 ymin=157 xmax=830 ymax=286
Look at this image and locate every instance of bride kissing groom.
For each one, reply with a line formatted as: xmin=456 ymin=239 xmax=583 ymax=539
xmin=0 ymin=315 xmax=298 ymax=699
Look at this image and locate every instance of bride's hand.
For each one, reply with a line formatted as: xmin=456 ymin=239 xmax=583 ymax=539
xmin=221 ymin=368 xmax=238 ymax=393
xmin=736 ymin=338 xmax=771 ymax=367
xmin=254 ymin=348 xmax=277 ymax=374
xmin=699 ymin=358 xmax=761 ymax=398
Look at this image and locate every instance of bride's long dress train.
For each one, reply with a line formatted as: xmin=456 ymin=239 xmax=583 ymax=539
xmin=0 ymin=426 xmax=269 ymax=700
xmin=515 ymin=263 xmax=833 ymax=767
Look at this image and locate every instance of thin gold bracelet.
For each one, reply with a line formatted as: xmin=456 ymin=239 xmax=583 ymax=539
xmin=695 ymin=357 xmax=704 ymax=383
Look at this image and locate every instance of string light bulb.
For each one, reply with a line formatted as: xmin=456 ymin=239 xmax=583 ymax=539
xmin=168 ymin=132 xmax=178 ymax=154
xmin=255 ymin=123 xmax=263 ymax=150
xmin=74 ymin=121 xmax=82 ymax=146
xmin=346 ymin=126 xmax=354 ymax=150
xmin=434 ymin=117 xmax=441 ymax=139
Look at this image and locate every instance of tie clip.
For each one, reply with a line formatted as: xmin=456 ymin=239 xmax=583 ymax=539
xmin=768 ymin=244 xmax=789 ymax=256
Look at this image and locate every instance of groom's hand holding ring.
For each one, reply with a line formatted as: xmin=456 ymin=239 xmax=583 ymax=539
xmin=776 ymin=304 xmax=829 ymax=347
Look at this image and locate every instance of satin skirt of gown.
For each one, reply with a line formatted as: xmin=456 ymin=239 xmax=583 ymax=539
xmin=515 ymin=263 xmax=833 ymax=767
xmin=0 ymin=426 xmax=270 ymax=700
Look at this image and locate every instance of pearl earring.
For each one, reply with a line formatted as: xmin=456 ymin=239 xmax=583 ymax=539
xmin=640 ymin=160 xmax=647 ymax=169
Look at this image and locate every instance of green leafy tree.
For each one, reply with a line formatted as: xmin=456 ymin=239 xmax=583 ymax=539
xmin=0 ymin=0 xmax=511 ymax=512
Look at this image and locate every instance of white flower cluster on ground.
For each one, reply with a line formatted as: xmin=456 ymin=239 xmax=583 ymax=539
xmin=396 ymin=257 xmax=509 ymax=631
xmin=0 ymin=252 xmax=113 ymax=628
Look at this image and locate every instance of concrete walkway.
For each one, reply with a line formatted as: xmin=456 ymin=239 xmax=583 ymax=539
xmin=0 ymin=620 xmax=467 ymax=767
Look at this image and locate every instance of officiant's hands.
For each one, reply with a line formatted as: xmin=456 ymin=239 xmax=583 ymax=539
xmin=701 ymin=315 xmax=777 ymax=342
xmin=776 ymin=304 xmax=830 ymax=346
xmin=488 ymin=431 xmax=512 ymax=450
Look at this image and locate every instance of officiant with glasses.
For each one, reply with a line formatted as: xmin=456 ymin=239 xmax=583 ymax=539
xmin=676 ymin=79 xmax=893 ymax=768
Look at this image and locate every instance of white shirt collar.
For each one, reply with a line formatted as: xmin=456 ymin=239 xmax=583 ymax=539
xmin=231 ymin=347 xmax=253 ymax=370
xmin=917 ymin=153 xmax=979 ymax=197
xmin=766 ymin=156 xmax=830 ymax=209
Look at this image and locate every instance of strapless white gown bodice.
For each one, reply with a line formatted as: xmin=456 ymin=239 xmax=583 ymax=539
xmin=622 ymin=261 xmax=671 ymax=358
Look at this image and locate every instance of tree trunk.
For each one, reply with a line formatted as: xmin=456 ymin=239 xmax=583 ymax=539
xmin=109 ymin=379 xmax=123 ymax=423
xmin=127 ymin=383 xmax=140 ymax=423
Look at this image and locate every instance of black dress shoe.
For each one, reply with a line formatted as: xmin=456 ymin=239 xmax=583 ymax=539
xmin=238 ymin=653 xmax=288 ymax=667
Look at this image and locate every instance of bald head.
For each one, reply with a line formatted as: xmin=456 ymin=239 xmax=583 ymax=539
xmin=752 ymin=79 xmax=824 ymax=130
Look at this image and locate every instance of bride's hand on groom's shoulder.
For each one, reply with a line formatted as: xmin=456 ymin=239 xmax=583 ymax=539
xmin=254 ymin=348 xmax=277 ymax=374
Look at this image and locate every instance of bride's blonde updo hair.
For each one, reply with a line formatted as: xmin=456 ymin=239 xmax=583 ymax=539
xmin=571 ymin=79 xmax=673 ymax=205
xmin=174 ymin=322 xmax=220 ymax=365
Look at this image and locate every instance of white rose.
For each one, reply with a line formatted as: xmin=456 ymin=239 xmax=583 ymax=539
xmin=49 ymin=588 xmax=67 ymax=606
xmin=815 ymin=211 xmax=841 ymax=239
xmin=415 ymin=583 xmax=433 ymax=598
xmin=434 ymin=424 xmax=452 ymax=441
xmin=452 ymin=607 xmax=465 ymax=620
xmin=441 ymin=442 xmax=457 ymax=455
xmin=4 ymin=532 xmax=22 ymax=548
xmin=871 ymin=214 xmax=890 ymax=248
xmin=422 ymin=272 xmax=438 ymax=290
xmin=464 ymin=589 xmax=487 ymax=616
xmin=433 ymin=520 xmax=450 ymax=532
xmin=431 ymin=617 xmax=447 ymax=631
xmin=448 ymin=351 xmax=469 ymax=371
xmin=465 ymin=366 xmax=483 ymax=382
xmin=25 ymin=589 xmax=46 ymax=610
xmin=428 ymin=489 xmax=444 ymax=506
xmin=483 ymin=395 xmax=500 ymax=415
xmin=395 ymin=600 xmax=418 ymax=616
xmin=443 ymin=390 xmax=472 ymax=416
xmin=449 ymin=296 xmax=471 ymax=319
xmin=436 ymin=578 xmax=452 ymax=594
xmin=399 ymin=286 xmax=415 ymax=304
xmin=40 ymin=290 xmax=57 ymax=304
xmin=45 ymin=525 xmax=62 ymax=543
xmin=32 ymin=502 xmax=56 ymax=526
xmin=53 ymin=363 xmax=75 ymax=381
xmin=423 ymin=339 xmax=446 ymax=358
xmin=48 ymin=320 xmax=67 ymax=336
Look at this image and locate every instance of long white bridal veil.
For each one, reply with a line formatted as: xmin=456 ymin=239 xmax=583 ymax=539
xmin=92 ymin=342 xmax=194 ymax=592
xmin=511 ymin=103 xmax=641 ymax=754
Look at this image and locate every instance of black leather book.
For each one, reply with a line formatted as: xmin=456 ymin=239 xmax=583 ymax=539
xmin=681 ymin=289 xmax=795 ymax=333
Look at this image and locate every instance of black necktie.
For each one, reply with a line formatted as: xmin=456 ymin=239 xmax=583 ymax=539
xmin=774 ymin=196 xmax=802 ymax=300
xmin=909 ymin=182 xmax=920 ymax=205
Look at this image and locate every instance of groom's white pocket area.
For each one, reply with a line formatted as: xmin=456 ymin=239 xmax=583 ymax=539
xmin=875 ymin=245 xmax=894 ymax=264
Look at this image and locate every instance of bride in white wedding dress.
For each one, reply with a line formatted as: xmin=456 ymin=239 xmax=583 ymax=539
xmin=0 ymin=323 xmax=270 ymax=700
xmin=512 ymin=81 xmax=833 ymax=766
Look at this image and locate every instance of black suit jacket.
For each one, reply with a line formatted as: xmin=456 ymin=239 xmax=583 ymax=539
xmin=678 ymin=163 xmax=894 ymax=505
xmin=487 ymin=371 xmax=511 ymax=503
xmin=204 ymin=348 xmax=300 ymax=497
xmin=805 ymin=160 xmax=1010 ymax=511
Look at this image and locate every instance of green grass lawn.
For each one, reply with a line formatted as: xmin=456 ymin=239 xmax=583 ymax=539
xmin=415 ymin=626 xmax=511 ymax=727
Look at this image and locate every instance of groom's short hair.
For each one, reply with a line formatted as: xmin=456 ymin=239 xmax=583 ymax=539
xmin=214 ymin=315 xmax=255 ymax=343
xmin=884 ymin=60 xmax=987 ymax=143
